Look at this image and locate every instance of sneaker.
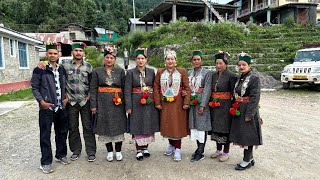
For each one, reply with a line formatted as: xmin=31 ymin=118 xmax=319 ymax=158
xmin=143 ymin=149 xmax=150 ymax=158
xmin=191 ymin=153 xmax=205 ymax=162
xmin=88 ymin=155 xmax=96 ymax=162
xmin=173 ymin=148 xmax=181 ymax=162
xmin=136 ymin=151 xmax=143 ymax=161
xmin=219 ymin=153 xmax=229 ymax=162
xmin=55 ymin=156 xmax=70 ymax=165
xmin=70 ymin=154 xmax=79 ymax=161
xmin=116 ymin=152 xmax=123 ymax=161
xmin=164 ymin=144 xmax=175 ymax=156
xmin=39 ymin=164 xmax=54 ymax=174
xmin=106 ymin=152 xmax=113 ymax=162
xmin=211 ymin=150 xmax=222 ymax=159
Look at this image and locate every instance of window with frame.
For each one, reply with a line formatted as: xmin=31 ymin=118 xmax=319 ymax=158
xmin=0 ymin=36 xmax=3 ymax=68
xmin=18 ymin=42 xmax=28 ymax=68
xmin=10 ymin=39 xmax=15 ymax=57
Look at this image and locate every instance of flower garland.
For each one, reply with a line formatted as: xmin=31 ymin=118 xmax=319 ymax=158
xmin=229 ymin=102 xmax=240 ymax=116
xmin=46 ymin=42 xmax=60 ymax=46
xmin=113 ymin=93 xmax=122 ymax=105
xmin=140 ymin=92 xmax=154 ymax=105
xmin=190 ymin=94 xmax=201 ymax=106
xmin=162 ymin=96 xmax=177 ymax=102
xmin=209 ymin=98 xmax=221 ymax=108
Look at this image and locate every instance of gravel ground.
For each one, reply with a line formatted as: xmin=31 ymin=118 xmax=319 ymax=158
xmin=0 ymin=88 xmax=319 ymax=180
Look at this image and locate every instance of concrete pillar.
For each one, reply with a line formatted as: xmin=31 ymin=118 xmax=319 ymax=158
xmin=145 ymin=22 xmax=148 ymax=32
xmin=160 ymin=14 xmax=164 ymax=25
xmin=267 ymin=9 xmax=271 ymax=23
xmin=153 ymin=17 xmax=156 ymax=29
xmin=204 ymin=7 xmax=209 ymax=22
xmin=250 ymin=16 xmax=254 ymax=23
xmin=225 ymin=13 xmax=228 ymax=21
xmin=172 ymin=4 xmax=177 ymax=22
xmin=267 ymin=0 xmax=271 ymax=23
xmin=234 ymin=9 xmax=238 ymax=22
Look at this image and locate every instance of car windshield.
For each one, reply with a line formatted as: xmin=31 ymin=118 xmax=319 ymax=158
xmin=295 ymin=51 xmax=320 ymax=62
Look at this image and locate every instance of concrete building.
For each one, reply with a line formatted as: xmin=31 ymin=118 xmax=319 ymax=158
xmin=227 ymin=0 xmax=318 ymax=24
xmin=0 ymin=26 xmax=43 ymax=93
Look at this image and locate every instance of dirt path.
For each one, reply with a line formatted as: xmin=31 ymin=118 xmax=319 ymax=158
xmin=0 ymin=89 xmax=319 ymax=180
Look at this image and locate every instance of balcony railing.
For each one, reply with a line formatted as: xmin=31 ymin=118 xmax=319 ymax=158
xmin=239 ymin=8 xmax=250 ymax=17
xmin=253 ymin=2 xmax=268 ymax=12
xmin=270 ymin=0 xmax=278 ymax=7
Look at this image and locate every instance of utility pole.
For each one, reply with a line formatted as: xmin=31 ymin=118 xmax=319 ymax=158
xmin=133 ymin=0 xmax=136 ymax=31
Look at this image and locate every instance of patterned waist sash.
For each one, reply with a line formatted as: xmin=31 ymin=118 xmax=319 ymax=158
xmin=236 ymin=96 xmax=249 ymax=103
xmin=98 ymin=87 xmax=122 ymax=93
xmin=132 ymin=86 xmax=154 ymax=93
xmin=211 ymin=92 xmax=231 ymax=100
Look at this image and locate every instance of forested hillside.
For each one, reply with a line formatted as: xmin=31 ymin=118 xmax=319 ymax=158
xmin=0 ymin=0 xmax=160 ymax=34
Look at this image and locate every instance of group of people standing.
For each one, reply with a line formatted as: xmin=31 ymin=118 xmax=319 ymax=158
xmin=31 ymin=42 xmax=262 ymax=174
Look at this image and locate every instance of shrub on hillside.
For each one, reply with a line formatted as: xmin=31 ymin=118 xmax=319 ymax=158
xmin=283 ymin=17 xmax=296 ymax=28
xmin=128 ymin=30 xmax=148 ymax=49
xmin=85 ymin=47 xmax=104 ymax=68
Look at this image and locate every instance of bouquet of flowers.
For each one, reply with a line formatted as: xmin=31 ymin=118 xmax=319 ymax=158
xmin=113 ymin=93 xmax=122 ymax=105
xmin=209 ymin=98 xmax=221 ymax=108
xmin=229 ymin=102 xmax=240 ymax=116
xmin=190 ymin=94 xmax=201 ymax=106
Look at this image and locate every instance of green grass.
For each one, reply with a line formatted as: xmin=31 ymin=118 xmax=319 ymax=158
xmin=0 ymin=88 xmax=34 ymax=102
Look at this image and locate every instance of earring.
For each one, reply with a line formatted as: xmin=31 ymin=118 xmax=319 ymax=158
xmin=175 ymin=64 xmax=177 ymax=67
xmin=164 ymin=63 xmax=166 ymax=67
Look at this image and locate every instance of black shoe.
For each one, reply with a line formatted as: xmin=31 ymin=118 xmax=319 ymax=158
xmin=136 ymin=152 xmax=143 ymax=161
xmin=191 ymin=153 xmax=205 ymax=162
xmin=143 ymin=149 xmax=150 ymax=158
xmin=88 ymin=155 xmax=96 ymax=162
xmin=235 ymin=162 xmax=252 ymax=170
xmin=251 ymin=159 xmax=255 ymax=166
xmin=70 ymin=154 xmax=80 ymax=161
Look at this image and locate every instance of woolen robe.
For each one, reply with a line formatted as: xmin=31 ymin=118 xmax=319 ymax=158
xmin=124 ymin=66 xmax=160 ymax=135
xmin=210 ymin=70 xmax=238 ymax=134
xmin=229 ymin=71 xmax=263 ymax=146
xmin=153 ymin=67 xmax=191 ymax=139
xmin=90 ymin=66 xmax=127 ymax=136
xmin=188 ymin=67 xmax=212 ymax=131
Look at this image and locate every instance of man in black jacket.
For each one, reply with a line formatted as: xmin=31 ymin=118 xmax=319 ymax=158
xmin=31 ymin=42 xmax=70 ymax=174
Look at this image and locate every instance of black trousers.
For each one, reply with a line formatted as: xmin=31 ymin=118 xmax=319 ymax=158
xmin=39 ymin=109 xmax=68 ymax=165
xmin=67 ymin=102 xmax=96 ymax=156
xmin=243 ymin=146 xmax=253 ymax=162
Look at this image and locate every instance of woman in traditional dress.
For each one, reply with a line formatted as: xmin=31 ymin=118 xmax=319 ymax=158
xmin=229 ymin=52 xmax=263 ymax=170
xmin=153 ymin=50 xmax=191 ymax=162
xmin=124 ymin=48 xmax=160 ymax=161
xmin=187 ymin=50 xmax=212 ymax=162
xmin=209 ymin=51 xmax=238 ymax=162
xmin=90 ymin=47 xmax=127 ymax=162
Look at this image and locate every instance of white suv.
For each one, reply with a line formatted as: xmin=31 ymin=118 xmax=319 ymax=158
xmin=281 ymin=48 xmax=320 ymax=89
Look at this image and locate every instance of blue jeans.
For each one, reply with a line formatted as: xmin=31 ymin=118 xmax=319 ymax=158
xmin=39 ymin=109 xmax=68 ymax=165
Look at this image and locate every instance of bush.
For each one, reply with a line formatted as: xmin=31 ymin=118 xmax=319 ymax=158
xmin=85 ymin=47 xmax=104 ymax=68
xmin=283 ymin=17 xmax=296 ymax=28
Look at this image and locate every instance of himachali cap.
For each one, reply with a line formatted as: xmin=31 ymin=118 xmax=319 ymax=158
xmin=104 ymin=46 xmax=118 ymax=57
xmin=214 ymin=51 xmax=230 ymax=64
xmin=134 ymin=48 xmax=147 ymax=58
xmin=71 ymin=42 xmax=86 ymax=50
xmin=46 ymin=42 xmax=59 ymax=51
xmin=237 ymin=52 xmax=252 ymax=64
xmin=192 ymin=50 xmax=203 ymax=58
xmin=164 ymin=50 xmax=176 ymax=60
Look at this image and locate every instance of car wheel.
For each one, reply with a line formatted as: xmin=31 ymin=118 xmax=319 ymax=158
xmin=282 ymin=82 xmax=291 ymax=89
